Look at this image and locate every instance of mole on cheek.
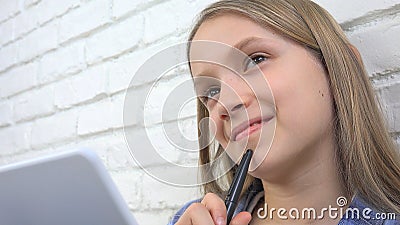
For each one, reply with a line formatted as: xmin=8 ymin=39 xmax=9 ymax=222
xmin=318 ymin=90 xmax=324 ymax=97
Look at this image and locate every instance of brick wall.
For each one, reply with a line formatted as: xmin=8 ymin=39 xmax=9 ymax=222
xmin=0 ymin=0 xmax=399 ymax=224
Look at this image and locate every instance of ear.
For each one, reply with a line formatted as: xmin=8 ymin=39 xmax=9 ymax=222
xmin=348 ymin=44 xmax=363 ymax=63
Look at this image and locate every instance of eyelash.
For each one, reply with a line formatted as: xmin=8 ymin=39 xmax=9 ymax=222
xmin=244 ymin=53 xmax=269 ymax=71
xmin=201 ymin=86 xmax=220 ymax=104
xmin=198 ymin=53 xmax=268 ymax=105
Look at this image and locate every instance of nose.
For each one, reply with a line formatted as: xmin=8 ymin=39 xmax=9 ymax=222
xmin=217 ymin=80 xmax=250 ymax=121
xmin=219 ymin=103 xmax=245 ymax=121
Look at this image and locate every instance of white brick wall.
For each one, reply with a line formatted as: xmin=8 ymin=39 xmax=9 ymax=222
xmin=0 ymin=62 xmax=37 ymax=98
xmin=0 ymin=0 xmax=19 ymax=22
xmin=59 ymin=0 xmax=110 ymax=44
xmin=85 ymin=13 xmax=143 ymax=64
xmin=0 ymin=18 xmax=13 ymax=46
xmin=39 ymin=41 xmax=85 ymax=84
xmin=18 ymin=20 xmax=59 ymax=63
xmin=0 ymin=0 xmax=399 ymax=224
xmin=13 ymin=85 xmax=54 ymax=122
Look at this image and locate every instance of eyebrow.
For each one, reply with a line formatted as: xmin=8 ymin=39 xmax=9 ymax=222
xmin=233 ymin=36 xmax=263 ymax=50
xmin=193 ymin=37 xmax=268 ymax=77
xmin=193 ymin=67 xmax=216 ymax=78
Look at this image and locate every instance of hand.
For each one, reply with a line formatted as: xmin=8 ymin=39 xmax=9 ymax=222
xmin=175 ymin=193 xmax=252 ymax=225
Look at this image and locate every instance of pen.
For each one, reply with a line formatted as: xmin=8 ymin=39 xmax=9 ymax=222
xmin=224 ymin=149 xmax=253 ymax=224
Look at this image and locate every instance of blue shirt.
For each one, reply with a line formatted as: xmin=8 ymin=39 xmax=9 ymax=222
xmin=167 ymin=180 xmax=399 ymax=225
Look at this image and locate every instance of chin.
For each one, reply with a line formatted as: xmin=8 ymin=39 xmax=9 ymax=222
xmin=248 ymin=147 xmax=270 ymax=173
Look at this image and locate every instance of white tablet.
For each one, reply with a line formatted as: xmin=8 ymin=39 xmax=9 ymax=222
xmin=0 ymin=148 xmax=139 ymax=225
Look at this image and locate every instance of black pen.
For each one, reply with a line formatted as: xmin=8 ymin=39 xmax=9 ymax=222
xmin=224 ymin=149 xmax=253 ymax=224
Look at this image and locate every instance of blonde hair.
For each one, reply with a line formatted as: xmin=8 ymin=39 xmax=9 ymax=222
xmin=188 ymin=0 xmax=400 ymax=213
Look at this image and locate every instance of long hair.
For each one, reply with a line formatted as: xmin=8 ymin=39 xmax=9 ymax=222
xmin=188 ymin=0 xmax=400 ymax=213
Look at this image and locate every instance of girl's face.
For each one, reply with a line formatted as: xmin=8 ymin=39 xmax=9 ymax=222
xmin=190 ymin=14 xmax=335 ymax=181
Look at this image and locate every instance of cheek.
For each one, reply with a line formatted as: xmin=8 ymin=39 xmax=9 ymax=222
xmin=272 ymin=72 xmax=334 ymax=139
xmin=266 ymin=58 xmax=333 ymax=130
xmin=208 ymin=110 xmax=229 ymax=148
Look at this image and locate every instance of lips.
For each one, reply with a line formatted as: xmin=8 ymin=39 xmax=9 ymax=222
xmin=231 ymin=116 xmax=272 ymax=141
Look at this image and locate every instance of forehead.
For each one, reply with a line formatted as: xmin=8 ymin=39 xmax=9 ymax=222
xmin=189 ymin=13 xmax=285 ymax=75
xmin=192 ymin=13 xmax=279 ymax=46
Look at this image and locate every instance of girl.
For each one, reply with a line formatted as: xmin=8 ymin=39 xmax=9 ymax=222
xmin=169 ymin=0 xmax=400 ymax=224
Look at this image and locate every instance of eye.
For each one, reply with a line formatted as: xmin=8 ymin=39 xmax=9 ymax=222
xmin=200 ymin=86 xmax=220 ymax=104
xmin=244 ymin=54 xmax=268 ymax=71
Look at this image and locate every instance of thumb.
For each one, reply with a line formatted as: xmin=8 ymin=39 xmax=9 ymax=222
xmin=230 ymin=211 xmax=252 ymax=225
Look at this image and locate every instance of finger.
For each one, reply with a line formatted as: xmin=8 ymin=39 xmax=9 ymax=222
xmin=230 ymin=211 xmax=252 ymax=225
xmin=201 ymin=193 xmax=227 ymax=225
xmin=175 ymin=202 xmax=214 ymax=225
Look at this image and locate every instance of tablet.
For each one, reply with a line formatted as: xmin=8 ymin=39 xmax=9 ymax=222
xmin=0 ymin=148 xmax=139 ymax=225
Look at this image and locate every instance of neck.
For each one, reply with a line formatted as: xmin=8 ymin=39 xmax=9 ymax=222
xmin=255 ymin=138 xmax=348 ymax=225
